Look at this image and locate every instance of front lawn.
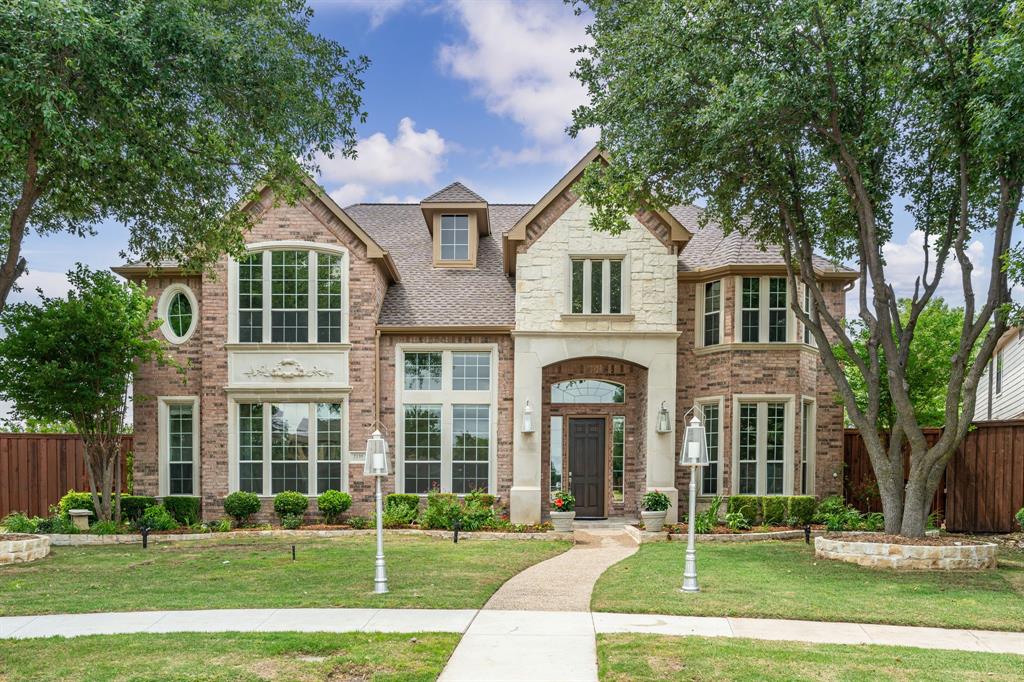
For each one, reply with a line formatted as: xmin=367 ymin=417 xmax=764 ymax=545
xmin=598 ymin=634 xmax=1024 ymax=681
xmin=0 ymin=631 xmax=458 ymax=681
xmin=0 ymin=535 xmax=569 ymax=615
xmin=591 ymin=540 xmax=1024 ymax=631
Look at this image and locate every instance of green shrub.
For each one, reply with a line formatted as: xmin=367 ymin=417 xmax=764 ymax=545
xmin=725 ymin=511 xmax=751 ymax=531
xmin=761 ymin=497 xmax=787 ymax=525
xmin=727 ymin=495 xmax=761 ymax=525
xmin=1016 ymin=507 xmax=1024 ymax=530
xmin=381 ymin=494 xmax=419 ymax=528
xmin=280 ymin=514 xmax=303 ymax=530
xmin=693 ymin=496 xmax=722 ymax=533
xmin=812 ymin=495 xmax=847 ymax=523
xmin=89 ymin=520 xmax=122 ymax=535
xmin=641 ymin=491 xmax=671 ymax=512
xmin=347 ymin=515 xmax=371 ymax=529
xmin=200 ymin=519 xmax=231 ymax=533
xmin=57 ymin=490 xmax=156 ymax=521
xmin=787 ymin=496 xmax=817 ymax=526
xmin=273 ymin=491 xmax=308 ymax=522
xmin=223 ymin=491 xmax=261 ymax=525
xmin=139 ymin=505 xmax=179 ymax=531
xmin=465 ymin=490 xmax=496 ymax=508
xmin=861 ymin=512 xmax=885 ymax=531
xmin=35 ymin=513 xmax=77 ymax=534
xmin=420 ymin=492 xmax=463 ymax=530
xmin=1 ymin=512 xmax=37 ymax=533
xmin=551 ymin=490 xmax=575 ymax=513
xmin=162 ymin=496 xmax=201 ymax=525
xmin=317 ymin=490 xmax=352 ymax=524
xmin=460 ymin=499 xmax=499 ymax=531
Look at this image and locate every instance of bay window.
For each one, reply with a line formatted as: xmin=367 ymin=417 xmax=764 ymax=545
xmin=700 ymin=280 xmax=721 ymax=346
xmin=738 ymin=276 xmax=790 ymax=343
xmin=234 ymin=401 xmax=345 ymax=496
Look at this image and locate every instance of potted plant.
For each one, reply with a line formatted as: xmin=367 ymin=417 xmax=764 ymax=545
xmin=550 ymin=490 xmax=576 ymax=531
xmin=641 ymin=491 xmax=671 ymax=533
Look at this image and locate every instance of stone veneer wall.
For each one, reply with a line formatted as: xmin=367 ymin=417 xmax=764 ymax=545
xmin=376 ymin=332 xmax=515 ymax=516
xmin=540 ymin=357 xmax=648 ymax=518
xmin=131 ymin=189 xmax=390 ymax=522
xmin=0 ymin=534 xmax=50 ymax=564
xmin=814 ymin=536 xmax=998 ymax=570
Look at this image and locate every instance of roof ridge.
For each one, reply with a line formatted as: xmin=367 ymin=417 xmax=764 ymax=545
xmin=421 ymin=181 xmax=487 ymax=204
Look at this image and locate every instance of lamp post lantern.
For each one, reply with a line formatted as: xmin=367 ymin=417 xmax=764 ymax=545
xmin=365 ymin=428 xmax=390 ymax=594
xmin=679 ymin=411 xmax=709 ymax=593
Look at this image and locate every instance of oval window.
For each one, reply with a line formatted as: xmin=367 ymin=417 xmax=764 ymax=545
xmin=160 ymin=286 xmax=197 ymax=344
xmin=167 ymin=292 xmax=193 ymax=338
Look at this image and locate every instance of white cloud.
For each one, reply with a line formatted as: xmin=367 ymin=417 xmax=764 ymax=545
xmin=377 ymin=194 xmax=421 ymax=204
xmin=845 ymin=230 xmax=990 ymax=314
xmin=439 ymin=0 xmax=596 ymax=166
xmin=320 ymin=117 xmax=447 ymax=206
xmin=317 ymin=0 xmax=409 ymax=29
xmin=8 ymin=269 xmax=71 ymax=304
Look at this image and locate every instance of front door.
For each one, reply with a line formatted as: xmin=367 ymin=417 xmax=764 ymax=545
xmin=569 ymin=418 xmax=605 ymax=518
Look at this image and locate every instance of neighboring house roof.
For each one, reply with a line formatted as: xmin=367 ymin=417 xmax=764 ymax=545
xmin=421 ymin=182 xmax=487 ymax=204
xmin=345 ymin=203 xmax=530 ymax=328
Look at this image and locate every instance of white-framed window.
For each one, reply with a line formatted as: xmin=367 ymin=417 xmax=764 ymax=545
xmin=440 ymin=214 xmax=470 ymax=261
xmin=611 ymin=415 xmax=625 ymax=503
xmin=697 ymin=397 xmax=724 ymax=496
xmin=701 ymin=280 xmax=721 ymax=346
xmin=732 ymin=396 xmax=794 ymax=495
xmin=802 ymin=282 xmax=816 ymax=346
xmin=396 ymin=345 xmax=497 ymax=495
xmin=231 ymin=400 xmax=346 ymax=496
xmin=569 ymin=257 xmax=626 ymax=314
xmin=801 ymin=398 xmax=816 ymax=495
xmin=230 ymin=242 xmax=348 ymax=345
xmin=157 ymin=284 xmax=198 ymax=345
xmin=550 ymin=415 xmax=564 ymax=496
xmin=737 ymin=276 xmax=791 ymax=343
xmin=158 ymin=397 xmax=199 ymax=497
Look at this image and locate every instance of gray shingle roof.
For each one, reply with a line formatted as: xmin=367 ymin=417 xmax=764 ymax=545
xmin=345 ymin=203 xmax=529 ymax=327
xmin=421 ymin=182 xmax=487 ymax=204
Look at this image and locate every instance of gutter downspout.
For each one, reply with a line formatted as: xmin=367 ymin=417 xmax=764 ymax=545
xmin=374 ymin=327 xmax=381 ymax=424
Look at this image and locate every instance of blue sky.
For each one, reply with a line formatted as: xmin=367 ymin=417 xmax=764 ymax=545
xmin=10 ymin=0 xmax=999 ymax=309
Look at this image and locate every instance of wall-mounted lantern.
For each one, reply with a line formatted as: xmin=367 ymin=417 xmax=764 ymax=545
xmin=522 ymin=399 xmax=535 ymax=433
xmin=656 ymin=402 xmax=672 ymax=433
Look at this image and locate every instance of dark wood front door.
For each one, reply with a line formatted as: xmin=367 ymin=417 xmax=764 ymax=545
xmin=569 ymin=418 xmax=605 ymax=518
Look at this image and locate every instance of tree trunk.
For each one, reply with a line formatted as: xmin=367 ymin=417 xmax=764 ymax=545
xmin=901 ymin=477 xmax=931 ymax=537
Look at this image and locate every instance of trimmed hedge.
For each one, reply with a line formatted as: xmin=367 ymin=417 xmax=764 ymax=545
xmin=58 ymin=490 xmax=156 ymax=522
xmin=727 ymin=495 xmax=761 ymax=525
xmin=761 ymin=496 xmax=787 ymax=525
xmin=163 ymin=496 xmax=201 ymax=525
xmin=223 ymin=491 xmax=261 ymax=525
xmin=273 ymin=491 xmax=308 ymax=520
xmin=317 ymin=490 xmax=352 ymax=524
xmin=787 ymin=496 xmax=817 ymax=526
xmin=139 ymin=505 xmax=179 ymax=531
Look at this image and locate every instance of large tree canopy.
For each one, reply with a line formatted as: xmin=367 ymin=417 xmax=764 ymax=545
xmin=0 ymin=0 xmax=368 ymax=310
xmin=570 ymin=0 xmax=1022 ymax=536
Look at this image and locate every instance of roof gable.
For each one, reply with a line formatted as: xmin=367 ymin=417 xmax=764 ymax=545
xmin=422 ymin=181 xmax=487 ymax=204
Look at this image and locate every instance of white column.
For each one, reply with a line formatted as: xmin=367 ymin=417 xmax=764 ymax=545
xmin=510 ymin=349 xmax=543 ymax=524
xmin=646 ymin=349 xmax=679 ymax=522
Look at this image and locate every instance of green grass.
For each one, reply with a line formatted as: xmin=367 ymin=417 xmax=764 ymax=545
xmin=0 ymin=631 xmax=459 ymax=681
xmin=597 ymin=634 xmax=1024 ymax=681
xmin=0 ymin=535 xmax=570 ymax=615
xmin=592 ymin=540 xmax=1024 ymax=631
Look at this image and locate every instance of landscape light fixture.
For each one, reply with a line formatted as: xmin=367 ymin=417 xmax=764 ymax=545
xmin=679 ymin=408 xmax=709 ymax=593
xmin=365 ymin=427 xmax=391 ymax=594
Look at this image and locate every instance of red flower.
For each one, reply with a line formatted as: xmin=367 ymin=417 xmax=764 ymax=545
xmin=555 ymin=498 xmax=564 ymax=507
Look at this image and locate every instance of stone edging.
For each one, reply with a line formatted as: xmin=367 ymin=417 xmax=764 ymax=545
xmin=814 ymin=535 xmax=998 ymax=570
xmin=43 ymin=528 xmax=572 ymax=546
xmin=0 ymin=534 xmax=51 ymax=564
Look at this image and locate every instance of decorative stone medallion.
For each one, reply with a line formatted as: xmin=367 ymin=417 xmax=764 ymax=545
xmin=243 ymin=358 xmax=332 ymax=379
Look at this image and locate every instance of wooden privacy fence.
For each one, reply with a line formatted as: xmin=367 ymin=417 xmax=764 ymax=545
xmin=0 ymin=434 xmax=133 ymax=518
xmin=844 ymin=421 xmax=1024 ymax=533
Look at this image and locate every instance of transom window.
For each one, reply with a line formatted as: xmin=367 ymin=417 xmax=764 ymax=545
xmin=570 ymin=258 xmax=624 ymax=314
xmin=702 ymin=280 xmax=721 ymax=346
xmin=551 ymin=379 xmax=625 ymax=404
xmin=453 ymin=352 xmax=490 ymax=391
xmin=234 ymin=401 xmax=344 ymax=496
xmin=739 ymin=276 xmax=789 ymax=343
xmin=405 ymin=352 xmax=443 ymax=391
xmin=235 ymin=248 xmax=345 ymax=344
xmin=736 ymin=399 xmax=790 ymax=495
xmin=440 ymin=214 xmax=470 ymax=261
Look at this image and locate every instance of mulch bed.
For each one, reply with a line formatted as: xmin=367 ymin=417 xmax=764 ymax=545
xmin=664 ymin=524 xmax=825 ymax=534
xmin=826 ymin=532 xmax=986 ymax=546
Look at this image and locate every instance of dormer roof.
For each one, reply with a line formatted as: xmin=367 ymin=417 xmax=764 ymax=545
xmin=420 ymin=181 xmax=490 ymax=235
xmin=422 ymin=182 xmax=487 ymax=204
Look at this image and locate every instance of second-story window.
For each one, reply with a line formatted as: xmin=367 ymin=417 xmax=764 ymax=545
xmin=440 ymin=214 xmax=470 ymax=261
xmin=768 ymin=278 xmax=788 ymax=342
xmin=570 ymin=257 xmax=625 ymax=314
xmin=703 ymin=281 xmax=721 ymax=346
xmin=236 ymin=248 xmax=344 ymax=344
xmin=741 ymin=277 xmax=760 ymax=342
xmin=740 ymin=276 xmax=790 ymax=344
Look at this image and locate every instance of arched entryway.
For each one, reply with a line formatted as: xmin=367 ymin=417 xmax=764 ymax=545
xmin=541 ymin=357 xmax=648 ymax=518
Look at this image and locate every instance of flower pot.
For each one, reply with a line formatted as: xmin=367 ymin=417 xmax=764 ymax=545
xmin=550 ymin=510 xmax=576 ymax=532
xmin=641 ymin=510 xmax=667 ymax=533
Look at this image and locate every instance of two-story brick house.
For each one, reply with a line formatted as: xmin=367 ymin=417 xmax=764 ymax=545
xmin=115 ymin=147 xmax=856 ymax=524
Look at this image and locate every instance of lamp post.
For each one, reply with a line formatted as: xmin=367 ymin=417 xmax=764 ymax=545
xmin=365 ymin=428 xmax=390 ymax=594
xmin=679 ymin=411 xmax=709 ymax=593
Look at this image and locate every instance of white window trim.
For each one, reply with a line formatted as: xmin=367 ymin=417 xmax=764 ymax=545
xmin=801 ymin=281 xmax=818 ymax=347
xmin=227 ymin=240 xmax=350 ymax=345
xmin=801 ymin=396 xmax=817 ymax=495
xmin=157 ymin=284 xmax=198 ymax=345
xmin=565 ymin=254 xmax=631 ymax=316
xmin=734 ymin=276 xmax=796 ymax=344
xmin=695 ymin=396 xmax=725 ymax=496
xmin=695 ymin=280 xmax=723 ymax=348
xmin=226 ymin=396 xmax=349 ymax=496
xmin=731 ymin=394 xmax=795 ymax=496
xmin=158 ymin=396 xmax=200 ymax=497
xmin=395 ymin=344 xmax=498 ymax=495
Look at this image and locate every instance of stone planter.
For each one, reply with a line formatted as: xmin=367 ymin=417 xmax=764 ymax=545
xmin=815 ymin=536 xmax=998 ymax=570
xmin=0 ymin=534 xmax=50 ymax=565
xmin=550 ymin=511 xmax=576 ymax=532
xmin=640 ymin=510 xmax=667 ymax=533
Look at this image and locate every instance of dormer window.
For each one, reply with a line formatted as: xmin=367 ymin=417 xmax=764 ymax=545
xmin=440 ymin=215 xmax=470 ymax=261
